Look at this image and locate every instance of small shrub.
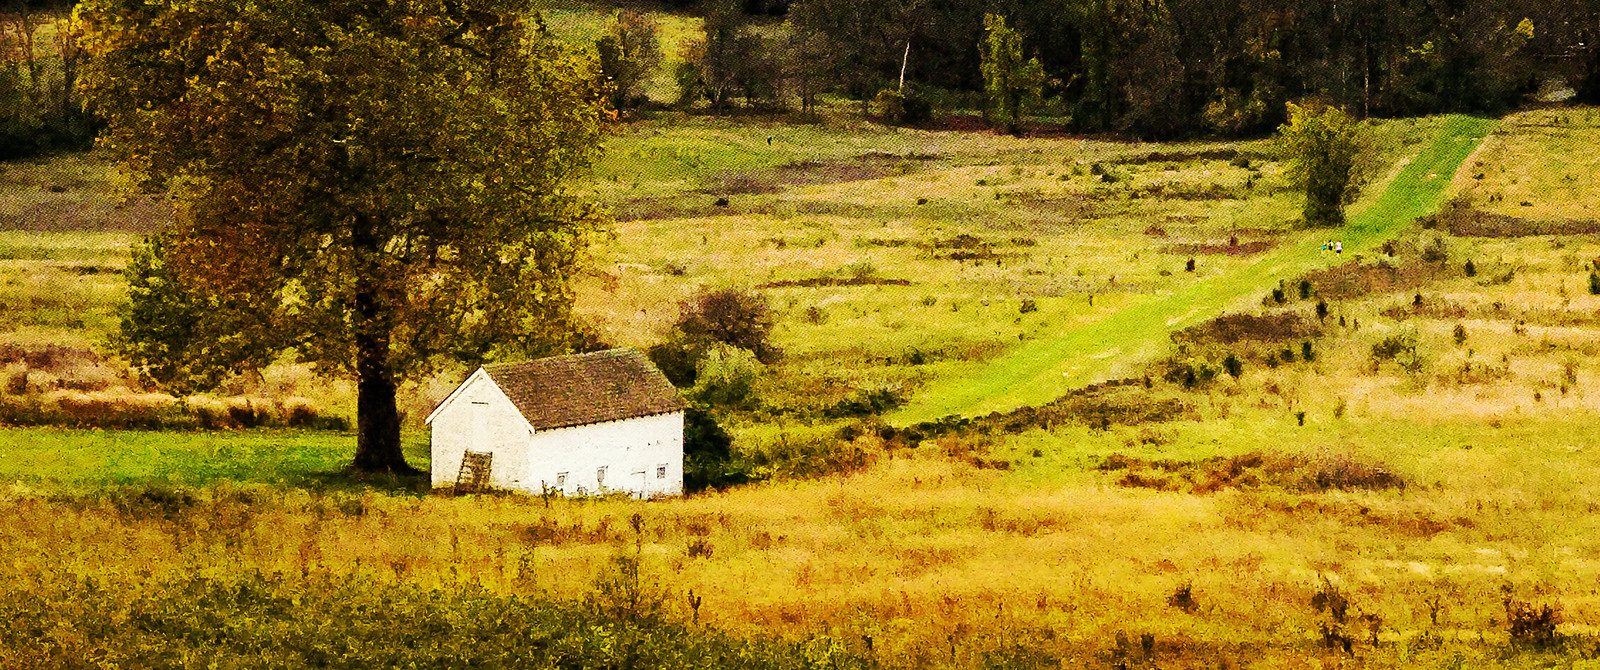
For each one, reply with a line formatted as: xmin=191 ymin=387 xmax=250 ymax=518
xmin=1311 ymin=576 xmax=1349 ymax=625
xmin=1590 ymin=272 xmax=1600 ymax=296
xmin=1164 ymin=363 xmax=1217 ymax=390
xmin=1464 ymin=259 xmax=1476 ymax=277
xmin=803 ymin=305 xmax=827 ymax=325
xmin=1370 ymin=331 xmax=1417 ymax=362
xmin=1223 ymin=354 xmax=1243 ymax=378
xmin=686 ymin=537 xmax=714 ymax=559
xmin=1019 ymin=297 xmax=1037 ymax=313
xmin=1298 ymin=280 xmax=1312 ymax=300
xmin=227 ymin=401 xmax=262 ymax=428
xmin=1168 ymin=583 xmax=1198 ymax=613
xmin=1505 ymin=600 xmax=1561 ymax=649
xmin=1452 ymin=323 xmax=1467 ymax=346
xmin=844 ymin=260 xmax=876 ymax=281
xmin=1301 ymin=340 xmax=1314 ymax=361
xmin=1421 ymin=238 xmax=1448 ymax=263
xmin=869 ymin=87 xmax=931 ymax=125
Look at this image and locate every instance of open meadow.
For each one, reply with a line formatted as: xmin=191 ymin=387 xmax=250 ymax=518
xmin=6 ymin=12 xmax=1600 ymax=658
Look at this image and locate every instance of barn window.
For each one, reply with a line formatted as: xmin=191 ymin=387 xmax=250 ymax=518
xmin=656 ymin=464 xmax=667 ymax=479
xmin=555 ymin=472 xmax=568 ymax=487
xmin=596 ymin=466 xmax=607 ymax=486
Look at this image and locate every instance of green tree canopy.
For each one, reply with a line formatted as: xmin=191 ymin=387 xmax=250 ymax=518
xmin=979 ymin=14 xmax=1049 ymax=135
xmin=596 ymin=10 xmax=662 ymax=110
xmin=80 ymin=0 xmax=610 ymax=472
xmin=1278 ymin=100 xmax=1364 ymax=227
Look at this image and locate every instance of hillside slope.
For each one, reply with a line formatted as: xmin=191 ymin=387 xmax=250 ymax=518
xmin=890 ymin=115 xmax=1498 ymax=424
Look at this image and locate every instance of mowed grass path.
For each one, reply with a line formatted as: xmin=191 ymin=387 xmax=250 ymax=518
xmin=891 ymin=115 xmax=1498 ymax=424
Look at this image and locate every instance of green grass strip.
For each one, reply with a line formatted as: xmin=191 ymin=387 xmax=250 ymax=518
xmin=891 ymin=115 xmax=1498 ymax=425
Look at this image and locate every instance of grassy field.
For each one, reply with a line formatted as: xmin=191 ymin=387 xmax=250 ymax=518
xmin=891 ymin=115 xmax=1498 ymax=422
xmin=6 ymin=40 xmax=1600 ymax=662
xmin=0 ymin=427 xmax=430 ymax=492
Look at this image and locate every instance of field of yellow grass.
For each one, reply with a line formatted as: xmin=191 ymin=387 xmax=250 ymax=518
xmin=6 ymin=409 xmax=1599 ymax=667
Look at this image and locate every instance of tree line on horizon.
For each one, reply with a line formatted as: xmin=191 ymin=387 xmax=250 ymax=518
xmin=657 ymin=0 xmax=1600 ymax=136
xmin=5 ymin=0 xmax=1600 ymax=159
xmin=0 ymin=0 xmax=95 ymax=158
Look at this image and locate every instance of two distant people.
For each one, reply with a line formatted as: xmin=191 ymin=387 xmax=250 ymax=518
xmin=1321 ymin=240 xmax=1343 ymax=254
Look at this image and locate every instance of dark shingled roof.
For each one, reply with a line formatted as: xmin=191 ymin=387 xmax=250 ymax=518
xmin=482 ymin=348 xmax=685 ymax=431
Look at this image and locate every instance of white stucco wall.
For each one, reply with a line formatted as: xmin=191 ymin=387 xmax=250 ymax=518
xmin=428 ymin=370 xmax=534 ymax=491
xmin=524 ymin=412 xmax=684 ymax=498
xmin=428 ymin=371 xmax=683 ymax=497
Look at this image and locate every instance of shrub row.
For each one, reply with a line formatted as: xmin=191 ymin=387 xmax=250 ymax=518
xmin=0 ymin=392 xmax=349 ymax=432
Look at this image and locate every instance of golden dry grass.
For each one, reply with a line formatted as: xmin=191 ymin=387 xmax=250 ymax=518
xmin=5 ymin=413 xmax=1599 ymax=668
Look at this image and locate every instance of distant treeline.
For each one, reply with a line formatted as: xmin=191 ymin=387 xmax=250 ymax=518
xmin=681 ymin=0 xmax=1600 ymax=136
xmin=0 ymin=0 xmax=95 ymax=159
xmin=6 ymin=0 xmax=1599 ymax=160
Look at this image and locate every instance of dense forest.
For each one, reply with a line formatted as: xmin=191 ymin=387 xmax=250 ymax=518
xmin=0 ymin=0 xmax=93 ymax=158
xmin=765 ymin=0 xmax=1600 ymax=135
xmin=2 ymin=0 xmax=1599 ymax=159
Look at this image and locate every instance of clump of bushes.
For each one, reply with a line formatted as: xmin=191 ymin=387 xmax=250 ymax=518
xmin=1370 ymin=330 xmax=1424 ymax=374
xmin=648 ymin=287 xmax=780 ymax=390
xmin=824 ymin=386 xmax=905 ymax=418
xmin=0 ymin=392 xmax=348 ymax=431
xmin=870 ymin=87 xmax=932 ymax=125
xmin=1100 ymin=451 xmax=1404 ymax=494
xmin=1505 ymin=597 xmax=1562 ymax=650
xmin=682 ymin=404 xmax=751 ymax=493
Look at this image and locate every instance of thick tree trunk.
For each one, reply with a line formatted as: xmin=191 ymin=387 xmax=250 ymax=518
xmin=349 ymin=213 xmax=417 ymax=475
xmin=351 ymin=310 xmax=414 ymax=473
xmin=1580 ymin=49 xmax=1600 ymax=104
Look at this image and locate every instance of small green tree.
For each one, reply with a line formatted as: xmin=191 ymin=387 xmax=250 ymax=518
xmin=690 ymin=343 xmax=764 ymax=409
xmin=114 ymin=234 xmax=273 ymax=396
xmin=595 ymin=10 xmax=662 ymax=110
xmin=979 ymin=14 xmax=1050 ymax=135
xmin=1279 ymin=100 xmax=1364 ymax=227
xmin=682 ymin=403 xmax=748 ymax=492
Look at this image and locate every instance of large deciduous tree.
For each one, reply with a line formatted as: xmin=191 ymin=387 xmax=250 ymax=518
xmin=80 ymin=0 xmax=609 ymax=473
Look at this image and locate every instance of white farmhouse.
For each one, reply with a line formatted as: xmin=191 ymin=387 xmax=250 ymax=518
xmin=426 ymin=348 xmax=686 ymax=497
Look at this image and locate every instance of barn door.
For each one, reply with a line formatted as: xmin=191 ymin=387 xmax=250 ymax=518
xmin=633 ymin=470 xmax=647 ymax=498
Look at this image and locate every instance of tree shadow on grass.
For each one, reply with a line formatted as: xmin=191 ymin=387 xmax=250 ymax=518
xmin=294 ymin=467 xmax=434 ymax=497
